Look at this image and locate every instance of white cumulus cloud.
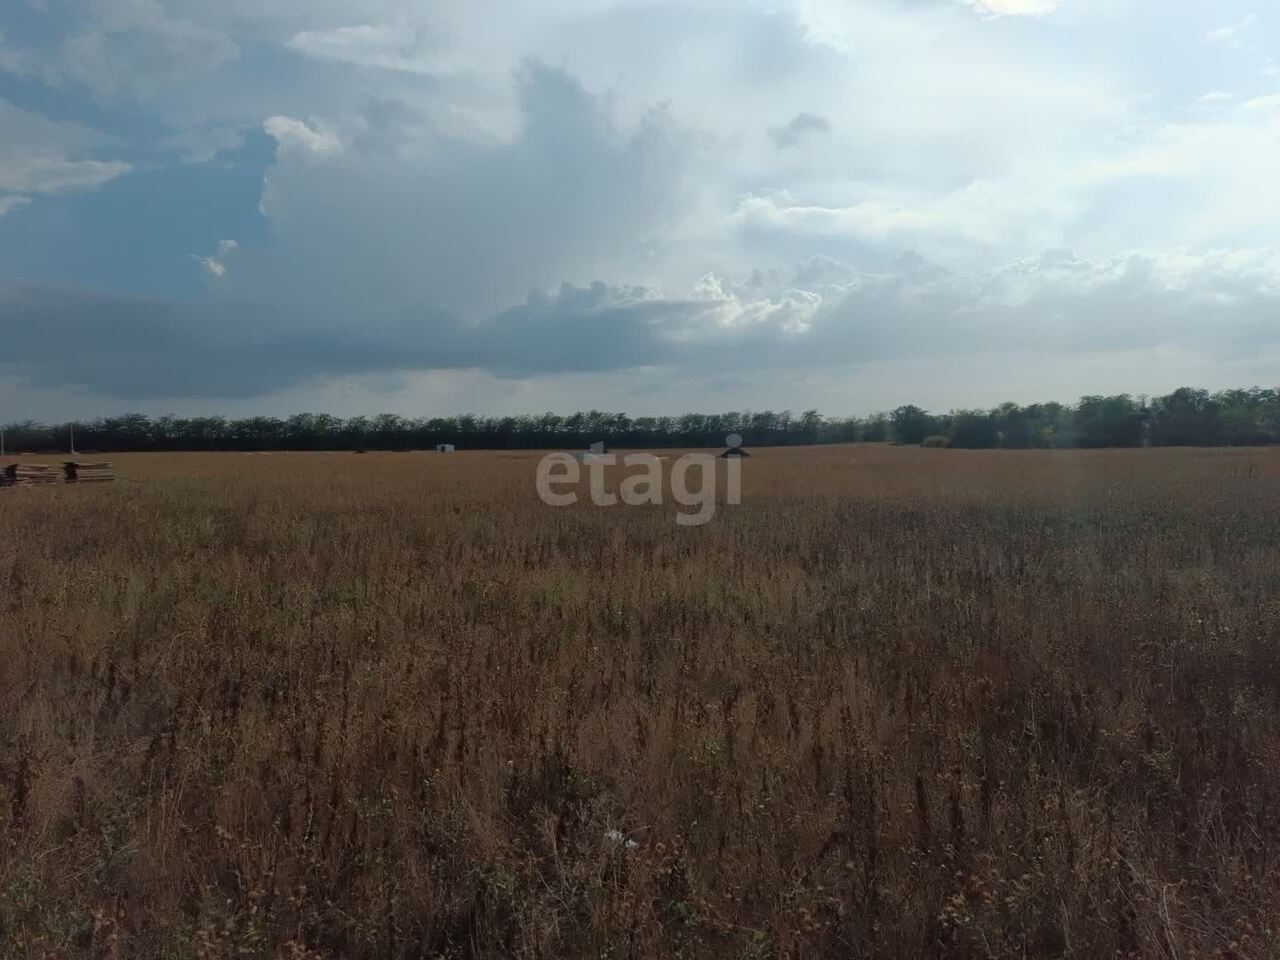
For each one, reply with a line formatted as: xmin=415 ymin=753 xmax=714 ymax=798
xmin=286 ymin=23 xmax=438 ymax=74
xmin=193 ymin=240 xmax=239 ymax=279
xmin=1205 ymin=14 xmax=1256 ymax=44
xmin=968 ymin=0 xmax=1061 ymax=17
xmin=263 ymin=116 xmax=342 ymax=155
xmin=0 ymin=99 xmax=129 ymax=198
xmin=0 ymin=196 xmax=31 ymax=217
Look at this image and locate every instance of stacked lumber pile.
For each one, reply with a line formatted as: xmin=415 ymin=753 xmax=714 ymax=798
xmin=64 ymin=461 xmax=116 ymax=483
xmin=0 ymin=461 xmax=117 ymax=488
xmin=1 ymin=463 xmax=61 ymax=487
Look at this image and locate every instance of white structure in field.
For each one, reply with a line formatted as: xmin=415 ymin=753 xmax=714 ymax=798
xmin=436 ymin=444 xmax=456 ymax=453
xmin=576 ymin=440 xmax=608 ymax=464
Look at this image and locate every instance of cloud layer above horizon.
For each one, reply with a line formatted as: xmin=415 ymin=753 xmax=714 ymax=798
xmin=1 ymin=0 xmax=1278 ymax=417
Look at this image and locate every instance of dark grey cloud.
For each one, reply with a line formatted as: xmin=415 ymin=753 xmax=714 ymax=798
xmin=769 ymin=112 xmax=831 ymax=148
xmin=6 ymin=250 xmax=1280 ymax=401
xmin=0 ymin=284 xmax=447 ymax=399
xmin=469 ymin=282 xmax=689 ymax=374
xmin=0 ymin=280 xmax=685 ymax=398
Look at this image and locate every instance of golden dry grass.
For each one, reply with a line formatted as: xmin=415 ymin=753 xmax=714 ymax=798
xmin=1 ymin=445 xmax=1278 ymax=958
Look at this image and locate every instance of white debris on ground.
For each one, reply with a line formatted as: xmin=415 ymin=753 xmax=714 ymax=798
xmin=605 ymin=829 xmax=639 ymax=850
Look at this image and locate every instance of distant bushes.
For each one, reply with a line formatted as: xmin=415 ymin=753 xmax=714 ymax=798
xmin=894 ymin=387 xmax=1280 ymax=449
xmin=4 ymin=386 xmax=1280 ymax=452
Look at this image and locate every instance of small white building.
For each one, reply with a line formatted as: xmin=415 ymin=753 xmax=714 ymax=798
xmin=436 ymin=444 xmax=456 ymax=453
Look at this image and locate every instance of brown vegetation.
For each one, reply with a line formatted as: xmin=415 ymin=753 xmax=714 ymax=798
xmin=1 ymin=446 xmax=1278 ymax=958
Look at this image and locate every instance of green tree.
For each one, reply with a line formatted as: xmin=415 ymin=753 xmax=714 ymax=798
xmin=890 ymin=405 xmax=936 ymax=445
xmin=1149 ymin=388 xmax=1219 ymax=446
xmin=948 ymin=409 xmax=999 ymax=448
xmin=1070 ymin=395 xmax=1146 ymax=448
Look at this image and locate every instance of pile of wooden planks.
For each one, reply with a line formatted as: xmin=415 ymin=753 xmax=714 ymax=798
xmin=64 ymin=461 xmax=116 ymax=483
xmin=0 ymin=461 xmax=117 ymax=487
xmin=1 ymin=463 xmax=62 ymax=487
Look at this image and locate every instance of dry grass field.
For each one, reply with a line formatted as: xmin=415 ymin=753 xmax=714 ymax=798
xmin=2 ymin=445 xmax=1279 ymax=959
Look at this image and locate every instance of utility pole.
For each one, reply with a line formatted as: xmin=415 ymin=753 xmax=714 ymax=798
xmin=70 ymin=424 xmax=77 ymax=456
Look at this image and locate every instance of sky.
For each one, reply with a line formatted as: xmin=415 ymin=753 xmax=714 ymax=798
xmin=1 ymin=0 xmax=1278 ymax=419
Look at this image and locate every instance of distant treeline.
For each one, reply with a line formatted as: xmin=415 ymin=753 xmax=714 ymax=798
xmin=3 ymin=387 xmax=1280 ymax=452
